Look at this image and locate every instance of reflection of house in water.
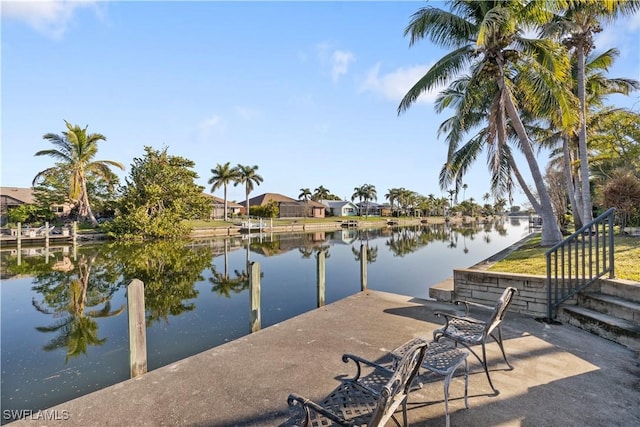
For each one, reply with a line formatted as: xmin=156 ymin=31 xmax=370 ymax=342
xmin=187 ymin=237 xmax=245 ymax=256
xmin=325 ymin=229 xmax=358 ymax=245
xmin=310 ymin=232 xmax=326 ymax=242
xmin=249 ymin=233 xmax=329 ymax=257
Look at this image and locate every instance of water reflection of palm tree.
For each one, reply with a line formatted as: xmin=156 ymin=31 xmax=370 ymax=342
xmin=483 ymin=233 xmax=492 ymax=244
xmin=314 ymin=244 xmax=331 ymax=260
xmin=299 ymin=247 xmax=314 ymax=259
xmin=32 ymin=253 xmax=124 ymax=362
xmin=351 ymin=245 xmax=378 ymax=263
xmin=209 ymin=266 xmax=249 ymax=298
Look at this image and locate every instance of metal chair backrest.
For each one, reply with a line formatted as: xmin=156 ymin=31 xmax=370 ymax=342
xmin=484 ymin=287 xmax=518 ymax=337
xmin=368 ymin=340 xmax=428 ymax=426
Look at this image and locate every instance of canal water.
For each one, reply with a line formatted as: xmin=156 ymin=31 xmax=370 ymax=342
xmin=1 ymin=218 xmax=529 ymax=422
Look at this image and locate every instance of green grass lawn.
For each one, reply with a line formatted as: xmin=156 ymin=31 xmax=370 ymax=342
xmin=489 ymin=233 xmax=640 ymax=281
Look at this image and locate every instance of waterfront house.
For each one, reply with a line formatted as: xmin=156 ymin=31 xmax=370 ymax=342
xmin=248 ymin=193 xmax=326 ymax=218
xmin=1 ymin=187 xmax=71 ymax=224
xmin=320 ymin=200 xmax=358 ymax=217
xmin=203 ymin=193 xmax=243 ymax=219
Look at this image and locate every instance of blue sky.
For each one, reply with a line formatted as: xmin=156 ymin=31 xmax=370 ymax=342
xmin=2 ymin=1 xmax=639 ymax=207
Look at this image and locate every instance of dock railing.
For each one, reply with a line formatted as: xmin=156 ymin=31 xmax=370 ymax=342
xmin=545 ymin=208 xmax=615 ymax=320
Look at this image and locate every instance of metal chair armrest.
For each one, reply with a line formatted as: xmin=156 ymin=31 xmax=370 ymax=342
xmin=434 ymin=311 xmax=485 ymax=325
xmin=287 ymin=393 xmax=348 ymax=426
xmin=341 ymin=353 xmax=393 ymax=382
xmin=453 ymin=300 xmax=493 ymax=315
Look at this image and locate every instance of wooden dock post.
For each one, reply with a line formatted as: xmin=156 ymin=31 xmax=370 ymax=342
xmin=44 ymin=221 xmax=50 ymax=263
xmin=127 ymin=279 xmax=147 ymax=378
xmin=250 ymin=262 xmax=261 ymax=333
xmin=72 ymin=221 xmax=78 ymax=260
xmin=317 ymin=250 xmax=326 ymax=307
xmin=16 ymin=222 xmax=22 ymax=266
xmin=360 ymin=244 xmax=368 ymax=291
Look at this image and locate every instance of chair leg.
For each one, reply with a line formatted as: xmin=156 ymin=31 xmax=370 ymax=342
xmin=443 ymin=370 xmax=453 ymax=427
xmin=401 ymin=397 xmax=408 ymax=427
xmin=463 ymin=358 xmax=469 ymax=409
xmin=492 ymin=329 xmax=514 ymax=370
xmin=481 ymin=343 xmax=499 ymax=394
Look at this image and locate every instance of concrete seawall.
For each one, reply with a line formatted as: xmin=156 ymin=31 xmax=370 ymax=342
xmin=8 ymin=290 xmax=639 ymax=426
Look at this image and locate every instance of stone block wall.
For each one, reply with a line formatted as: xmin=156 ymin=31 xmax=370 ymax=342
xmin=453 ymin=269 xmax=561 ymax=317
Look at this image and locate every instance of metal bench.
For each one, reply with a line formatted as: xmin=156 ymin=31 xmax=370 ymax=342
xmin=433 ymin=287 xmax=518 ymax=394
xmin=390 ymin=338 xmax=468 ymax=427
xmin=287 ymin=340 xmax=428 ymax=426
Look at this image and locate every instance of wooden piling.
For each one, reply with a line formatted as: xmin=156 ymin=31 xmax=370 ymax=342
xmin=360 ymin=244 xmax=368 ymax=291
xmin=127 ymin=279 xmax=147 ymax=378
xmin=250 ymin=262 xmax=261 ymax=333
xmin=317 ymin=250 xmax=326 ymax=307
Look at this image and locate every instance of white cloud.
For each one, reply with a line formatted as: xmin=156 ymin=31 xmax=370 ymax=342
xmin=2 ymin=0 xmax=102 ymax=39
xmin=196 ymin=114 xmax=225 ymax=143
xmin=331 ymin=50 xmax=355 ymax=82
xmin=314 ymin=42 xmax=355 ymax=83
xmin=360 ymin=62 xmax=441 ymax=104
xmin=234 ymin=107 xmax=261 ymax=121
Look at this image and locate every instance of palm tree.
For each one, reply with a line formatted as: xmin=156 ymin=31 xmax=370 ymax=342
xmin=352 ymin=184 xmax=377 ymax=217
xmin=299 ymin=188 xmax=312 ymax=201
xmin=534 ymin=49 xmax=640 ymax=229
xmin=299 ymin=188 xmax=312 ymax=217
xmin=312 ymin=185 xmax=330 ymax=201
xmin=447 ymin=189 xmax=456 ymax=208
xmin=398 ymin=188 xmax=417 ymax=216
xmin=542 ymin=0 xmax=640 ymax=224
xmin=541 ymin=48 xmax=639 ymax=227
xmin=399 ymin=1 xmax=568 ymax=245
xmin=385 ymin=188 xmax=401 ymax=215
xmin=33 ymin=121 xmax=124 ymax=226
xmin=208 ymin=162 xmax=239 ymax=221
xmin=234 ymin=164 xmax=263 ymax=218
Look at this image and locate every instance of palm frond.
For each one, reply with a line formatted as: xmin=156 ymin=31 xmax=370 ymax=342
xmin=404 ymin=6 xmax=476 ymax=48
xmin=398 ymin=45 xmax=475 ymax=114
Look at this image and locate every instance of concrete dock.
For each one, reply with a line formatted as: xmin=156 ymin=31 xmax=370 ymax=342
xmin=9 ymin=290 xmax=640 ymax=426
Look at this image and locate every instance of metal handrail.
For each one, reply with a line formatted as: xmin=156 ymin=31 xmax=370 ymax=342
xmin=545 ymin=208 xmax=615 ymax=320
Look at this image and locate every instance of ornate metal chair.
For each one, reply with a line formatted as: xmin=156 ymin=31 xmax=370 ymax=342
xmin=390 ymin=338 xmax=468 ymax=427
xmin=287 ymin=340 xmax=428 ymax=427
xmin=433 ymin=287 xmax=518 ymax=395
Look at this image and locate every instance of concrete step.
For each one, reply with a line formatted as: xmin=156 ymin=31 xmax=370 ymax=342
xmin=598 ymin=278 xmax=640 ymax=303
xmin=561 ymin=305 xmax=640 ymax=351
xmin=578 ymin=292 xmax=640 ymax=323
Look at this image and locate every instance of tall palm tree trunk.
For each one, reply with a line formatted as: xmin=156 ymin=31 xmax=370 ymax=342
xmin=245 ymin=188 xmax=250 ymax=219
xmin=509 ymin=157 xmax=542 ymax=213
xmin=223 ymin=184 xmax=228 ymax=221
xmin=500 ymin=81 xmax=562 ymax=245
xmin=576 ymin=48 xmax=593 ymax=223
xmin=80 ymin=179 xmax=99 ymax=226
xmin=562 ymin=136 xmax=583 ymax=228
